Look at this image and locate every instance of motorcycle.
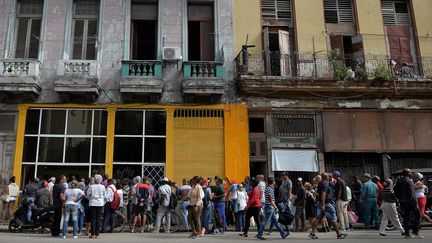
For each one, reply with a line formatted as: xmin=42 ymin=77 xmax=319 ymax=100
xmin=9 ymin=197 xmax=54 ymax=233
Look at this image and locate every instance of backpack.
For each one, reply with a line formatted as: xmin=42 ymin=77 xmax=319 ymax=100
xmin=136 ymin=186 xmax=150 ymax=207
xmin=110 ymin=187 xmax=121 ymax=211
xmin=202 ymin=187 xmax=211 ymax=209
xmin=169 ymin=193 xmax=177 ymax=209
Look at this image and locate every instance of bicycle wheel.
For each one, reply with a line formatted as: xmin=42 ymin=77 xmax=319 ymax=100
xmin=114 ymin=212 xmax=126 ymax=233
xmin=161 ymin=211 xmax=181 ymax=233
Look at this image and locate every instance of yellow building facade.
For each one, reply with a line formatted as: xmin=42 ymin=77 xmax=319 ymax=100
xmin=12 ymin=104 xmax=250 ymax=187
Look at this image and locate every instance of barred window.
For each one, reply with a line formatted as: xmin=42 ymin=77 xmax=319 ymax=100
xmin=324 ymin=0 xmax=354 ymax=24
xmin=72 ymin=0 xmax=100 ymax=60
xmin=381 ymin=0 xmax=410 ymax=26
xmin=261 ymin=0 xmax=291 ymax=22
xmin=15 ymin=0 xmax=43 ymax=58
xmin=273 ymin=114 xmax=316 ymax=137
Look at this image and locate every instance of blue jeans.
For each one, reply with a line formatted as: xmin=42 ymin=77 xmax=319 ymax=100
xmin=213 ymin=202 xmax=227 ymax=229
xmin=77 ymin=206 xmax=85 ymax=233
xmin=180 ymin=200 xmax=190 ymax=230
xmin=269 ymin=202 xmax=290 ymax=232
xmin=200 ymin=204 xmax=212 ymax=232
xmin=354 ymin=197 xmax=365 ymax=222
xmin=63 ymin=204 xmax=78 ymax=237
xmin=258 ymin=205 xmax=285 ymax=237
xmin=236 ymin=210 xmax=245 ymax=231
xmin=26 ymin=197 xmax=35 ymax=222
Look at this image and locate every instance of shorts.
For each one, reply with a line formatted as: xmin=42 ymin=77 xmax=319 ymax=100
xmin=315 ymin=202 xmax=337 ymax=222
xmin=132 ymin=204 xmax=148 ymax=216
xmin=305 ymin=205 xmax=316 ymax=218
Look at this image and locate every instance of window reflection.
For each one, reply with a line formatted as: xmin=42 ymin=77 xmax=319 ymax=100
xmin=67 ymin=110 xmax=92 ymax=135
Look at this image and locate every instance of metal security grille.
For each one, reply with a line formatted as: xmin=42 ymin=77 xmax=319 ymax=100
xmin=273 ymin=114 xmax=316 ymax=137
xmin=261 ymin=0 xmax=291 ymax=21
xmin=143 ymin=164 xmax=165 ymax=185
xmin=381 ymin=0 xmax=410 ymax=26
xmin=325 ymin=153 xmax=383 ymax=181
xmin=174 ymin=109 xmax=224 ymax=129
xmin=324 ymin=0 xmax=354 ymax=24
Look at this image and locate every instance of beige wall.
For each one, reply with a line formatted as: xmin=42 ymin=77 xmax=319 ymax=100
xmin=411 ymin=0 xmax=432 ymax=57
xmin=355 ymin=0 xmax=387 ymax=56
xmin=294 ymin=0 xmax=327 ymax=54
xmin=233 ymin=0 xmax=262 ymax=55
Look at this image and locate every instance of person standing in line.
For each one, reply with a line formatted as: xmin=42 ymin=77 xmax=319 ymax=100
xmin=333 ymin=171 xmax=350 ymax=232
xmin=255 ymin=177 xmax=289 ymax=240
xmin=236 ymin=183 xmax=248 ymax=232
xmin=52 ymin=176 xmax=65 ymax=237
xmin=200 ymin=178 xmax=212 ymax=236
xmin=130 ymin=176 xmax=150 ymax=233
xmin=351 ymin=176 xmax=364 ymax=222
xmin=87 ymin=174 xmax=106 ymax=239
xmin=77 ymin=179 xmax=87 ymax=235
xmin=121 ymin=178 xmax=130 ymax=223
xmin=23 ymin=178 xmax=38 ymax=222
xmin=361 ymin=173 xmax=380 ymax=229
xmin=256 ymin=175 xmax=266 ymax=219
xmin=308 ymin=173 xmax=347 ymax=240
xmin=48 ymin=177 xmax=56 ymax=192
xmin=2 ymin=176 xmax=19 ymax=225
xmin=154 ymin=178 xmax=172 ymax=234
xmin=102 ymin=179 xmax=116 ymax=233
xmin=394 ymin=168 xmax=423 ymax=239
xmin=304 ymin=182 xmax=317 ymax=229
xmin=35 ymin=180 xmax=50 ymax=208
xmin=187 ymin=176 xmax=204 ymax=238
xmin=372 ymin=176 xmax=384 ymax=207
xmin=63 ymin=180 xmax=85 ymax=239
xmin=294 ymin=177 xmax=307 ymax=232
xmin=177 ymin=179 xmax=191 ymax=232
xmin=412 ymin=172 xmax=432 ymax=223
xmin=378 ymin=179 xmax=404 ymax=236
xmin=212 ymin=177 xmax=227 ymax=230
xmin=239 ymin=178 xmax=261 ymax=238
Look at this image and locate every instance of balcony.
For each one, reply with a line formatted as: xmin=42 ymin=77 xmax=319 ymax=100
xmin=182 ymin=61 xmax=225 ymax=96
xmin=236 ymin=51 xmax=432 ymax=98
xmin=0 ymin=59 xmax=42 ymax=96
xmin=54 ymin=60 xmax=100 ymax=96
xmin=120 ymin=60 xmax=163 ymax=95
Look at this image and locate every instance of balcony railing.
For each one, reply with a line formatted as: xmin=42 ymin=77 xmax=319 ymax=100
xmin=122 ymin=60 xmax=162 ymax=77
xmin=57 ymin=60 xmax=99 ymax=78
xmin=183 ymin=61 xmax=223 ymax=78
xmin=0 ymin=59 xmax=42 ymax=77
xmin=235 ymin=51 xmax=432 ymax=81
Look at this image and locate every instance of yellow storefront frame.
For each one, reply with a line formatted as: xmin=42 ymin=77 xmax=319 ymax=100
xmin=12 ymin=103 xmax=249 ymax=186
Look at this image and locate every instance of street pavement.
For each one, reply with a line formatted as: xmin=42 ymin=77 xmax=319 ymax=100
xmin=0 ymin=229 xmax=430 ymax=243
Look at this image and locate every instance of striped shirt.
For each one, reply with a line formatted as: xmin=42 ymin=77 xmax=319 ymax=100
xmin=265 ymin=186 xmax=275 ymax=206
xmin=381 ymin=188 xmax=397 ymax=203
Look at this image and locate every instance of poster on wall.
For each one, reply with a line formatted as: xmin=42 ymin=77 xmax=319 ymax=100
xmin=272 ymin=149 xmax=318 ymax=172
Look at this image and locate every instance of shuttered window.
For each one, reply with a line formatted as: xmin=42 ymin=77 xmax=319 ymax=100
xmin=261 ymin=0 xmax=291 ymax=21
xmin=72 ymin=0 xmax=99 ymax=60
xmin=324 ymin=0 xmax=354 ymax=24
xmin=273 ymin=114 xmax=316 ymax=137
xmin=15 ymin=0 xmax=43 ymax=58
xmin=381 ymin=0 xmax=410 ymax=26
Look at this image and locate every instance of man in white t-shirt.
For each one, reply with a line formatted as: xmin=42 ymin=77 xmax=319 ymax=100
xmin=63 ymin=180 xmax=84 ymax=239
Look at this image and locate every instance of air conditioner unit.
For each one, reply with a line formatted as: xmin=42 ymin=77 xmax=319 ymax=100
xmin=163 ymin=47 xmax=182 ymax=61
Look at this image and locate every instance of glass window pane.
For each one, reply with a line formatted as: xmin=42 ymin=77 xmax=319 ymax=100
xmin=86 ymin=20 xmax=98 ymax=60
xmin=144 ymin=138 xmax=165 ymax=162
xmin=38 ymin=137 xmax=64 ymax=162
xmin=72 ymin=19 xmax=84 ymax=59
xmin=113 ymin=164 xmax=142 ymax=181
xmin=15 ymin=18 xmax=28 ymax=58
xmin=115 ymin=111 xmax=143 ymax=135
xmin=114 ymin=137 xmax=142 ymax=162
xmin=250 ymin=141 xmax=256 ymax=157
xmin=74 ymin=0 xmax=100 ymax=16
xmin=25 ymin=109 xmax=40 ymax=134
xmin=67 ymin=110 xmax=92 ymax=135
xmin=0 ymin=115 xmax=16 ymax=133
xmin=65 ymin=138 xmax=91 ymax=163
xmin=145 ymin=111 xmax=166 ymax=135
xmin=93 ymin=110 xmax=107 ymax=135
xmin=91 ymin=165 xmax=105 ymax=176
xmin=23 ymin=137 xmax=37 ymax=162
xmin=28 ymin=19 xmax=41 ymax=58
xmin=21 ymin=164 xmax=35 ymax=187
xmin=92 ymin=137 xmax=106 ymax=163
xmin=37 ymin=165 xmax=89 ymax=181
xmin=41 ymin=110 xmax=66 ymax=134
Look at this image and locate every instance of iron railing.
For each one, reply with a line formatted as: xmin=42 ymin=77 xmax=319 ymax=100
xmin=183 ymin=61 xmax=223 ymax=78
xmin=122 ymin=60 xmax=162 ymax=77
xmin=235 ymin=50 xmax=432 ymax=80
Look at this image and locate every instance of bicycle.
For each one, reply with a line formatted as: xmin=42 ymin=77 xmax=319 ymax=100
xmin=113 ymin=210 xmax=127 ymax=233
xmin=143 ymin=205 xmax=181 ymax=233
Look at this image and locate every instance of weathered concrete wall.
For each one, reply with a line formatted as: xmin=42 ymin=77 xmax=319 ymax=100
xmin=411 ymin=0 xmax=432 ymax=57
xmin=355 ymin=0 xmax=387 ymax=56
xmin=233 ymin=0 xmax=262 ymax=55
xmin=0 ymin=0 xmax=14 ymax=58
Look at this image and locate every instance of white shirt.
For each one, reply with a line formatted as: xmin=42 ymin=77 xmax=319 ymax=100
xmin=346 ymin=186 xmax=352 ymax=202
xmin=8 ymin=183 xmax=19 ymax=201
xmin=117 ymin=189 xmax=124 ymax=208
xmin=87 ymin=184 xmax=106 ymax=207
xmin=105 ymin=185 xmax=116 ymax=203
xmin=237 ymin=190 xmax=248 ymax=211
xmin=258 ymin=181 xmax=266 ymax=203
xmin=158 ymin=184 xmax=172 ymax=207
xmin=64 ymin=188 xmax=84 ymax=205
xmin=48 ymin=182 xmax=55 ymax=192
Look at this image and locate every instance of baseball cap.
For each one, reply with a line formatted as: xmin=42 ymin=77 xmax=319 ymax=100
xmin=332 ymin=171 xmax=341 ymax=177
xmin=161 ymin=177 xmax=169 ymax=182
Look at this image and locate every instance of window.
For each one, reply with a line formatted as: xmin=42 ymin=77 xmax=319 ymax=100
xmin=0 ymin=115 xmax=16 ymax=133
xmin=113 ymin=110 xmax=166 ymax=181
xmin=381 ymin=0 xmax=410 ymax=26
xmin=324 ymin=0 xmax=354 ymax=24
xmin=188 ymin=3 xmax=215 ymax=61
xmin=131 ymin=0 xmax=158 ymax=60
xmin=22 ymin=109 xmax=107 ymax=178
xmin=249 ymin=117 xmax=265 ymax=133
xmin=261 ymin=0 xmax=291 ymax=22
xmin=273 ymin=114 xmax=316 ymax=137
xmin=14 ymin=0 xmax=43 ymax=58
xmin=71 ymin=0 xmax=100 ymax=60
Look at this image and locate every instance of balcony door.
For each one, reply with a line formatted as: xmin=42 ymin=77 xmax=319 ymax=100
xmin=263 ymin=27 xmax=292 ymax=76
xmin=187 ymin=4 xmax=215 ymax=61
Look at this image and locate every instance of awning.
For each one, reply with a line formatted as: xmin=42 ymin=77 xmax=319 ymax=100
xmin=272 ymin=149 xmax=319 ymax=172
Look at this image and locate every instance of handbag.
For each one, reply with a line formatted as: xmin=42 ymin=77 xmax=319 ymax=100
xmin=278 ymin=211 xmax=294 ymax=226
xmin=348 ymin=207 xmax=358 ymax=224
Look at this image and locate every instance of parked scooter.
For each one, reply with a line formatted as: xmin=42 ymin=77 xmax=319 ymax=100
xmin=9 ymin=197 xmax=54 ymax=233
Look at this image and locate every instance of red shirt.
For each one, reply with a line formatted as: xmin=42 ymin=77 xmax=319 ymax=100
xmin=246 ymin=187 xmax=261 ymax=208
xmin=376 ymin=181 xmax=384 ymax=205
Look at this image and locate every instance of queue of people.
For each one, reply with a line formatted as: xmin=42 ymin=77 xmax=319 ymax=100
xmin=0 ymin=168 xmax=431 ymax=240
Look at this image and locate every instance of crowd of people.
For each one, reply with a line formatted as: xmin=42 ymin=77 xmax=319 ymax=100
xmin=0 ymin=168 xmax=431 ymax=240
